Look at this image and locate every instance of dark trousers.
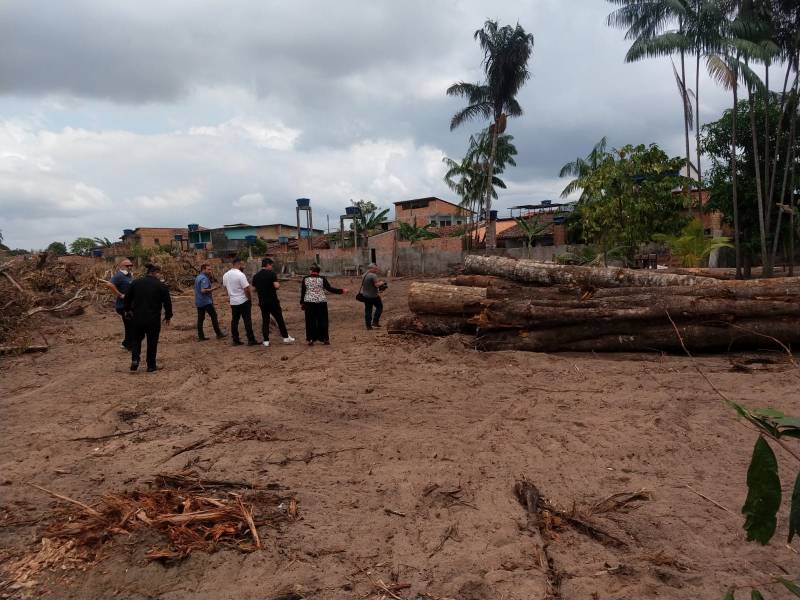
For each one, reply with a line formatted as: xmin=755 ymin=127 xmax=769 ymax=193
xmin=260 ymin=303 xmax=289 ymax=341
xmin=131 ymin=320 xmax=161 ymax=369
xmin=231 ymin=301 xmax=256 ymax=343
xmin=196 ymin=305 xmax=222 ymax=338
xmin=304 ymin=302 xmax=329 ymax=342
xmin=116 ymin=307 xmax=133 ymax=347
xmin=364 ymin=296 xmax=383 ymax=327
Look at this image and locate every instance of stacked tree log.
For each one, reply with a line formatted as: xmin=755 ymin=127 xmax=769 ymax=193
xmin=387 ymin=255 xmax=800 ymax=353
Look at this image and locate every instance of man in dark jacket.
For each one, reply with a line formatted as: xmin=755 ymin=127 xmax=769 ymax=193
xmin=124 ymin=263 xmax=173 ymax=372
xmin=252 ymin=257 xmax=294 ymax=347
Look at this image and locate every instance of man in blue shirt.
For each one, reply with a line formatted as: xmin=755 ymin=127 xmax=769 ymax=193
xmin=195 ymin=263 xmax=225 ymax=341
xmin=108 ymin=258 xmax=134 ymax=349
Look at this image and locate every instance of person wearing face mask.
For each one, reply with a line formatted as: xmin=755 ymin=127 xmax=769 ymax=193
xmin=108 ymin=258 xmax=135 ymax=349
xmin=124 ymin=263 xmax=173 ymax=372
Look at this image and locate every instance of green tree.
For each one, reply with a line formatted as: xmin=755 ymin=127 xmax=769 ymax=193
xmin=92 ymin=237 xmax=113 ymax=248
xmin=46 ymin=241 xmax=67 ymax=256
xmin=447 ymin=19 xmax=534 ymax=249
xmin=574 ymin=143 xmax=692 ymax=263
xmin=701 ymin=95 xmax=799 ymax=275
xmin=653 ymin=218 xmax=733 ymax=267
xmin=443 ymin=130 xmax=517 ymax=247
xmin=70 ymin=237 xmax=99 ymax=256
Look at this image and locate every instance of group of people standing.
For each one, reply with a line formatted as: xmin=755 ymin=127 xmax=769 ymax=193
xmin=111 ymin=258 xmax=386 ymax=372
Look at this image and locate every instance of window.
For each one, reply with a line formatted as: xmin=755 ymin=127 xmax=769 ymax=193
xmin=439 ymin=219 xmax=451 ymax=227
xmin=154 ymin=238 xmax=160 ymax=245
xmin=370 ymin=248 xmax=376 ymax=263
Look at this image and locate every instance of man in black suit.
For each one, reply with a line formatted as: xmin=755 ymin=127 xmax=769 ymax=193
xmin=124 ymin=263 xmax=173 ymax=372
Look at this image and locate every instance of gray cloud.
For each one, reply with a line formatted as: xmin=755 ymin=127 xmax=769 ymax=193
xmin=0 ymin=0 xmax=736 ymax=248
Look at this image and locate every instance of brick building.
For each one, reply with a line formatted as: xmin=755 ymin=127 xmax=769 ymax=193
xmin=393 ymin=197 xmax=473 ymax=228
xmin=121 ymin=227 xmax=189 ymax=249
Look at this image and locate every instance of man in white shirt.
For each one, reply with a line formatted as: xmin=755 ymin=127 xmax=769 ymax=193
xmin=221 ymin=257 xmax=257 ymax=346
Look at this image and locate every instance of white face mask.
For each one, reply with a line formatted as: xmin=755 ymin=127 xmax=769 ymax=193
xmin=120 ymin=269 xmax=130 ymax=275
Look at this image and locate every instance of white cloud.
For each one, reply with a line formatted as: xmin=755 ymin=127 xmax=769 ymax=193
xmin=0 ymin=118 xmax=452 ymax=248
xmin=233 ymin=192 xmax=265 ymax=208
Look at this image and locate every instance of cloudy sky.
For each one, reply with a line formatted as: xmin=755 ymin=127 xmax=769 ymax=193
xmin=0 ymin=0 xmax=734 ymax=249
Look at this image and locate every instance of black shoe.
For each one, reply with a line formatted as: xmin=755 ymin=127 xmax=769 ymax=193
xmin=307 ymin=341 xmax=314 ymax=346
xmin=121 ymin=342 xmax=131 ymax=350
xmin=322 ymin=341 xmax=330 ymax=345
xmin=372 ymin=322 xmax=382 ymax=328
xmin=146 ymin=365 xmax=159 ymax=373
xmin=216 ymin=332 xmax=227 ymax=339
xmin=232 ymin=340 xmax=243 ymax=346
xmin=247 ymin=340 xmax=259 ymax=346
xmin=198 ymin=336 xmax=209 ymax=342
xmin=366 ymin=325 xmax=373 ymax=330
xmin=130 ymin=360 xmax=139 ymax=372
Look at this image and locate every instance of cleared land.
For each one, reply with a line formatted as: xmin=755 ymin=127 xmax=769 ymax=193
xmin=1 ymin=278 xmax=798 ymax=599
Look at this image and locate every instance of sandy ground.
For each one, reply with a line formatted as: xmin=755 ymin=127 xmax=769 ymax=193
xmin=1 ymin=277 xmax=799 ymax=600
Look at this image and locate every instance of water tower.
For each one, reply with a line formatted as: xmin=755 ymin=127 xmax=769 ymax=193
xmin=296 ymin=198 xmax=313 ymax=251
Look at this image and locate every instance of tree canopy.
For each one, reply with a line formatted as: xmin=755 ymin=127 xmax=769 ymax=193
xmin=572 ymin=143 xmax=692 ymax=260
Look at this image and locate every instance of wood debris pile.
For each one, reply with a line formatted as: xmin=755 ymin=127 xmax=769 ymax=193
xmin=0 ymin=253 xmax=105 ymax=345
xmin=388 ymin=255 xmax=800 ymax=353
xmin=2 ymin=472 xmax=295 ymax=593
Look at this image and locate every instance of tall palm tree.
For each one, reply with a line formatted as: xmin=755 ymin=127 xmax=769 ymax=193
xmin=447 ymin=20 xmax=534 ymax=249
xmin=706 ymin=2 xmax=766 ymax=278
xmin=559 ymin=136 xmax=609 ymax=200
xmin=443 ymin=131 xmax=516 ymax=247
xmin=607 ymin=0 xmax=694 ymax=178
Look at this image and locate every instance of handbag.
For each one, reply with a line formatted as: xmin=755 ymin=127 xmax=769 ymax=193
xmin=355 ymin=274 xmax=366 ymax=302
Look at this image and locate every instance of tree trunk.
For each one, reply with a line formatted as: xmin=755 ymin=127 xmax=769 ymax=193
xmin=387 ymin=314 xmax=475 ymax=336
xmin=475 ymin=318 xmax=800 ymax=353
xmin=748 ymin=82 xmax=771 ymax=275
xmin=477 ymin=295 xmax=800 ymax=330
xmin=772 ymin=75 xmax=799 ymax=265
xmin=464 ymin=255 xmax=719 ymax=288
xmin=407 ymin=282 xmax=487 ymax=315
xmin=484 ymin=118 xmax=500 ymax=249
xmin=732 ymin=77 xmax=742 ymax=279
xmin=681 ymin=43 xmax=692 ymax=180
xmin=695 ymin=45 xmax=702 ymax=187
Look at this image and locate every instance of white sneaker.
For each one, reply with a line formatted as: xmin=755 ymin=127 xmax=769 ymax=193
xmin=283 ymin=336 xmax=295 ymax=344
xmin=262 ymin=341 xmax=270 ymax=347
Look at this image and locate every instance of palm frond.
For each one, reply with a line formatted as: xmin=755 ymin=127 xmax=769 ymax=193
xmin=671 ymin=59 xmax=694 ymax=130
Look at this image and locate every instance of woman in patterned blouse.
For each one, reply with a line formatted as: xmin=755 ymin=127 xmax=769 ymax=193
xmin=300 ymin=264 xmax=348 ymax=345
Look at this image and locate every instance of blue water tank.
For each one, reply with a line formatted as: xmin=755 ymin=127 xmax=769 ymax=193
xmin=123 ymin=229 xmax=134 ymax=236
xmin=296 ymin=198 xmax=311 ymax=208
xmin=91 ymin=248 xmax=103 ymax=257
xmin=345 ymin=206 xmax=360 ymax=215
xmin=188 ymin=224 xmax=199 ymax=232
xmin=245 ymin=235 xmax=258 ymax=245
xmin=194 ymin=242 xmax=207 ymax=250
xmin=489 ymin=210 xmax=498 ymax=222
xmin=174 ymin=234 xmax=183 ymax=241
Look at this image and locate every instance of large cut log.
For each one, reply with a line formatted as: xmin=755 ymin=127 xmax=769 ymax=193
xmin=387 ymin=314 xmax=475 ymax=336
xmin=465 ymin=255 xmax=722 ymax=288
xmin=476 ymin=318 xmax=800 ymax=353
xmin=407 ymin=282 xmax=488 ymax=316
xmin=477 ymin=295 xmax=800 ymax=329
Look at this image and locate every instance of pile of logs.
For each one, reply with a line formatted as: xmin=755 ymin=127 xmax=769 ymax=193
xmin=387 ymin=255 xmax=800 ymax=353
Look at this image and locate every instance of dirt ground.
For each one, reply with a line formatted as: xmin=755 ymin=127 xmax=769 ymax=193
xmin=1 ymin=276 xmax=798 ymax=599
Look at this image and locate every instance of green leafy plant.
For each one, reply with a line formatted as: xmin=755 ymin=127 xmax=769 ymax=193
xmin=513 ymin=216 xmax=549 ymax=258
xmin=722 ymin=400 xmax=800 ymax=599
xmin=653 ymin=218 xmax=733 ymax=267
xmin=397 ymin=222 xmax=438 ymax=243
